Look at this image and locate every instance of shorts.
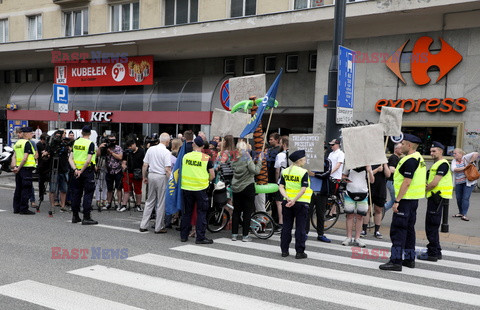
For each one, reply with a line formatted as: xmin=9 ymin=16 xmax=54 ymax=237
xmin=49 ymin=172 xmax=69 ymax=193
xmin=106 ymin=172 xmax=123 ymax=191
xmin=344 ymin=194 xmax=368 ymax=216
xmin=122 ymin=172 xmax=142 ymax=195
xmin=371 ymin=196 xmax=386 ymax=207
xmin=273 ymin=190 xmax=283 ymax=202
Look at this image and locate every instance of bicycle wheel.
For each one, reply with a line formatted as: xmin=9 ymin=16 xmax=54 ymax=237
xmin=324 ymin=200 xmax=340 ymax=231
xmin=250 ymin=211 xmax=275 ymax=239
xmin=207 ymin=208 xmax=230 ymax=233
xmin=311 ymin=207 xmax=318 ymax=230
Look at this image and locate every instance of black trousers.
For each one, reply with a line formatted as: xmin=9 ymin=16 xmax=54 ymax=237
xmin=281 ymin=201 xmax=309 ymax=254
xmin=13 ymin=168 xmax=34 ymax=213
xmin=181 ymin=189 xmax=209 ymax=241
xmin=306 ymin=193 xmax=327 ymax=236
xmin=71 ymin=169 xmax=95 ymax=219
xmin=389 ymin=199 xmax=418 ymax=264
xmin=425 ymin=197 xmax=447 ymax=257
xmin=232 ymin=183 xmax=255 ymax=236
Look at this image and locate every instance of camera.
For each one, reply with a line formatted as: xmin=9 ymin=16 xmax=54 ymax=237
xmin=49 ymin=131 xmax=68 ymax=156
xmin=144 ymin=134 xmax=159 ymax=148
xmin=99 ymin=136 xmax=117 ymax=157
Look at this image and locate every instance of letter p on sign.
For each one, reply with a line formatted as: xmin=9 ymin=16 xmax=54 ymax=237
xmin=53 ymin=84 xmax=69 ymax=113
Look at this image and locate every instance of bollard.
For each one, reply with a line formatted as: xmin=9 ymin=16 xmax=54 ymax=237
xmin=441 ymin=200 xmax=449 ymax=233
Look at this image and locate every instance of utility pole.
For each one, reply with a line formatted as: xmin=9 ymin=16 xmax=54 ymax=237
xmin=325 ymin=0 xmax=347 ymax=142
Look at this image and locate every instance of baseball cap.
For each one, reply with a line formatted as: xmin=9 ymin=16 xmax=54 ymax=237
xmin=328 ymin=139 xmax=340 ymax=145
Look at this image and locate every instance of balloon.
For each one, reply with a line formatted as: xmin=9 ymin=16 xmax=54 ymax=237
xmin=255 ymin=183 xmax=279 ymax=194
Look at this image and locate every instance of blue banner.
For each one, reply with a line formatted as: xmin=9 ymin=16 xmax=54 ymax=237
xmin=165 ymin=141 xmax=186 ymax=216
xmin=240 ymin=69 xmax=283 ymax=138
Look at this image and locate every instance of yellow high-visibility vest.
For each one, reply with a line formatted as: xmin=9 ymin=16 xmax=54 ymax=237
xmin=394 ymin=152 xmax=426 ymax=200
xmin=281 ymin=165 xmax=312 ymax=203
xmin=73 ymin=138 xmax=95 ymax=169
xmin=181 ymin=151 xmax=210 ymax=191
xmin=427 ymin=159 xmax=453 ymax=199
xmin=14 ymin=139 xmax=36 ymax=167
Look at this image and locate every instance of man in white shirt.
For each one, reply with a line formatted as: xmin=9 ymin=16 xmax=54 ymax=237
xmin=328 ymin=139 xmax=345 ymax=180
xmin=139 ymin=133 xmax=172 ymax=234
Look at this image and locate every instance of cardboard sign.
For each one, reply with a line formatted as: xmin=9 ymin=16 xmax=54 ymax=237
xmin=378 ymin=106 xmax=403 ymax=136
xmin=54 ymin=56 xmax=153 ymax=87
xmin=229 ymin=74 xmax=266 ymax=107
xmin=210 ymin=109 xmax=253 ymax=138
xmin=288 ymin=134 xmax=324 ymax=172
xmin=342 ymin=124 xmax=387 ymax=170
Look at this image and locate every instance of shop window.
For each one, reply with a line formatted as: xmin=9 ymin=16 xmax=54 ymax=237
xmin=0 ymin=19 xmax=8 ymax=43
xmin=165 ymin=0 xmax=198 ymax=25
xmin=37 ymin=69 xmax=45 ymax=82
xmin=294 ymin=0 xmax=325 ymax=9
xmin=244 ymin=57 xmax=255 ymax=75
xmin=4 ymin=70 xmax=11 ymax=83
xmin=264 ymin=56 xmax=276 ymax=74
xmin=231 ymin=0 xmax=256 ymax=18
xmin=286 ymin=54 xmax=299 ymax=73
xmin=387 ymin=122 xmax=463 ymax=158
xmin=111 ymin=2 xmax=139 ymax=32
xmin=28 ymin=15 xmax=42 ymax=40
xmin=15 ymin=70 xmax=22 ymax=83
xmin=26 ymin=70 xmax=34 ymax=82
xmin=64 ymin=9 xmax=88 ymax=36
xmin=224 ymin=59 xmax=235 ymax=75
xmin=309 ymin=53 xmax=317 ymax=71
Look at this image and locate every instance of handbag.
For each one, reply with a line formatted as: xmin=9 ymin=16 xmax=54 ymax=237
xmin=464 ymin=163 xmax=480 ymax=181
xmin=133 ymin=168 xmax=143 ymax=180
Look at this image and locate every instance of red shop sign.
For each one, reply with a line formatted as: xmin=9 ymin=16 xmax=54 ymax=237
xmin=54 ymin=56 xmax=153 ymax=87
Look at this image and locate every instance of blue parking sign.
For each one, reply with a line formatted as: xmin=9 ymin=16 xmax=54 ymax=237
xmin=53 ymin=84 xmax=68 ymax=104
xmin=336 ymin=46 xmax=355 ymax=124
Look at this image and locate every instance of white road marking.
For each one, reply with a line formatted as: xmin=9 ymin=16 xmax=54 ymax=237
xmin=128 ymin=253 xmax=434 ymax=310
xmin=68 ymin=265 xmax=299 ymax=310
xmin=172 ymin=244 xmax=480 ymax=307
xmin=0 ymin=280 xmax=143 ymax=310
xmin=65 ymin=222 xmax=148 ymax=233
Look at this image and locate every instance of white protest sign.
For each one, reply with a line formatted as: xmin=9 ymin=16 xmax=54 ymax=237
xmin=210 ymin=109 xmax=253 ymax=138
xmin=229 ymin=74 xmax=266 ymax=107
xmin=288 ymin=134 xmax=324 ymax=171
xmin=378 ymin=106 xmax=403 ymax=136
xmin=342 ymin=124 xmax=387 ymax=170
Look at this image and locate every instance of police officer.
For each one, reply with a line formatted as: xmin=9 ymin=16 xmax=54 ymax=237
xmin=12 ymin=127 xmax=36 ymax=215
xmin=380 ymin=134 xmax=426 ymax=271
xmin=420 ymin=141 xmax=452 ymax=262
xmin=68 ymin=126 xmax=98 ymax=225
xmin=180 ymin=136 xmax=215 ymax=243
xmin=278 ymin=150 xmax=312 ymax=259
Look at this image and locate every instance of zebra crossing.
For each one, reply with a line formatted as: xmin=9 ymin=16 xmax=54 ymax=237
xmin=0 ymin=231 xmax=479 ymax=309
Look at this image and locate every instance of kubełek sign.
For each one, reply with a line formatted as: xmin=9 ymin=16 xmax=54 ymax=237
xmin=54 ymin=56 xmax=153 ymax=87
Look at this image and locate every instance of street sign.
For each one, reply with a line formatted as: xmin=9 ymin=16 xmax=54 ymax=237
xmin=220 ymin=80 xmax=230 ymax=111
xmin=336 ymin=45 xmax=355 ymax=124
xmin=53 ymin=84 xmax=69 ymax=114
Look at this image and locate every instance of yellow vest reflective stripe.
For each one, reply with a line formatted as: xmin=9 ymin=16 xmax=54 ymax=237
xmin=281 ymin=165 xmax=313 ymax=203
xmin=73 ymin=138 xmax=95 ymax=169
xmin=181 ymin=151 xmax=210 ymax=191
xmin=14 ymin=139 xmax=36 ymax=167
xmin=394 ymin=152 xmax=427 ymax=199
xmin=427 ymin=159 xmax=453 ymax=199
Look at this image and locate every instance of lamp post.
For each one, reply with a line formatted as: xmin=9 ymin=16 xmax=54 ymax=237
xmin=325 ymin=0 xmax=347 ymax=143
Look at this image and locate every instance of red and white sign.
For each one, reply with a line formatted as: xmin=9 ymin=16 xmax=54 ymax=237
xmin=54 ymin=56 xmax=153 ymax=87
xmin=74 ymin=111 xmax=113 ymax=122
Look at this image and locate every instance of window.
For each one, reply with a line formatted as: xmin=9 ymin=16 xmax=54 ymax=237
xmin=264 ymin=56 xmax=276 ymax=74
xmin=165 ymin=0 xmax=198 ymax=25
xmin=224 ymin=59 xmax=235 ymax=75
xmin=64 ymin=9 xmax=88 ymax=36
xmin=294 ymin=0 xmax=325 ymax=9
xmin=111 ymin=2 xmax=139 ymax=32
xmin=231 ymin=0 xmax=256 ymax=17
xmin=286 ymin=55 xmax=299 ymax=73
xmin=0 ymin=19 xmax=8 ymax=43
xmin=244 ymin=57 xmax=255 ymax=75
xmin=309 ymin=53 xmax=317 ymax=71
xmin=28 ymin=15 xmax=42 ymax=40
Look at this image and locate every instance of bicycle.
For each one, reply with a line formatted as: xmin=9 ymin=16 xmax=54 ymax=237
xmin=310 ymin=179 xmax=346 ymax=231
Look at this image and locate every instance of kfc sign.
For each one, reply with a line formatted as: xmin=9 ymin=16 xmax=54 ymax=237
xmin=75 ymin=111 xmax=113 ymax=122
xmin=55 ymin=56 xmax=153 ymax=87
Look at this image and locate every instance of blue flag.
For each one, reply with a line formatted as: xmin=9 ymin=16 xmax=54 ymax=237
xmin=165 ymin=141 xmax=186 ymax=216
xmin=240 ymin=69 xmax=283 ymax=138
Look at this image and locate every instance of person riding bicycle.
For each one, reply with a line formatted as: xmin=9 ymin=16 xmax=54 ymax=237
xmin=231 ymin=141 xmax=263 ymax=242
xmin=278 ymin=150 xmax=312 ymax=259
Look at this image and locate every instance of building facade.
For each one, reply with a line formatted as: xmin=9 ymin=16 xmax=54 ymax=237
xmin=0 ymin=0 xmax=479 ymax=156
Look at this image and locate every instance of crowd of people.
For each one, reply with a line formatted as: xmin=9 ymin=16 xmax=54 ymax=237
xmin=10 ymin=126 xmax=478 ymax=268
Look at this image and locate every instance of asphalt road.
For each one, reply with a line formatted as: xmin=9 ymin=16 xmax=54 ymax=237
xmin=0 ymin=186 xmax=479 ymax=310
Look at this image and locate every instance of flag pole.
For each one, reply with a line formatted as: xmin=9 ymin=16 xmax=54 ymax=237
xmin=261 ymin=108 xmax=274 ymax=154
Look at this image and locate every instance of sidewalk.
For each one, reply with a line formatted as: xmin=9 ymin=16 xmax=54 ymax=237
xmin=2 ymin=173 xmax=480 ymax=247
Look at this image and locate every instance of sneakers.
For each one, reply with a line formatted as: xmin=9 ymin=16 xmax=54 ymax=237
xmin=342 ymin=237 xmax=352 ymax=246
xmin=118 ymin=206 xmax=127 ymax=212
xmin=135 ymin=205 xmax=143 ymax=212
xmin=231 ymin=234 xmax=238 ymax=241
xmin=360 ymin=230 xmax=367 ymax=238
xmin=60 ymin=207 xmax=68 ymax=213
xmin=242 ymin=235 xmax=252 ymax=242
xmin=353 ymin=238 xmax=366 ymax=248
xmin=374 ymin=231 xmax=383 ymax=239
xmin=317 ymin=235 xmax=331 ymax=243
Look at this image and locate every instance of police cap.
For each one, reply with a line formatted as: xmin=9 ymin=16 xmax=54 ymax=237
xmin=402 ymin=134 xmax=422 ymax=144
xmin=82 ymin=125 xmax=91 ymax=133
xmin=20 ymin=127 xmax=33 ymax=133
xmin=194 ymin=136 xmax=204 ymax=147
xmin=289 ymin=150 xmax=306 ymax=162
xmin=431 ymin=141 xmax=445 ymax=150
